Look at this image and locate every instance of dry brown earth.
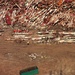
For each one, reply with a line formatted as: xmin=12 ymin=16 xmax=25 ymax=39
xmin=0 ymin=36 xmax=75 ymax=75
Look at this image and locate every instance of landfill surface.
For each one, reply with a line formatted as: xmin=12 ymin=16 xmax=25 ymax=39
xmin=0 ymin=0 xmax=75 ymax=75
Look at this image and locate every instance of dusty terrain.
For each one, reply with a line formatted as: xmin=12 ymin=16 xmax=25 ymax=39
xmin=0 ymin=0 xmax=75 ymax=75
xmin=0 ymin=36 xmax=75 ymax=75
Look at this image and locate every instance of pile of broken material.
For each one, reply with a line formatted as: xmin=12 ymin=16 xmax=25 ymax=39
xmin=0 ymin=0 xmax=75 ymax=43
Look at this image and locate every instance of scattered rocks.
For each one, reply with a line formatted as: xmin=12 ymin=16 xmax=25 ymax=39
xmin=27 ymin=52 xmax=55 ymax=62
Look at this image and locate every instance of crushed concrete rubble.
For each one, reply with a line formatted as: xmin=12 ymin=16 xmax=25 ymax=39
xmin=27 ymin=52 xmax=55 ymax=61
xmin=0 ymin=0 xmax=75 ymax=44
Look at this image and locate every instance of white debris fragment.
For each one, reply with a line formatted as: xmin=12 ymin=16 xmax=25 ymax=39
xmin=29 ymin=53 xmax=37 ymax=60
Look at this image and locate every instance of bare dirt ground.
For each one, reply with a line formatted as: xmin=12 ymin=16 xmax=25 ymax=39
xmin=0 ymin=35 xmax=75 ymax=75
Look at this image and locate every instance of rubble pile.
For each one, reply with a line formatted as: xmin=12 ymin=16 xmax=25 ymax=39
xmin=27 ymin=52 xmax=54 ymax=61
xmin=0 ymin=0 xmax=75 ymax=44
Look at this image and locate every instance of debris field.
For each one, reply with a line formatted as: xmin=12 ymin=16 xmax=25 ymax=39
xmin=0 ymin=0 xmax=75 ymax=75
